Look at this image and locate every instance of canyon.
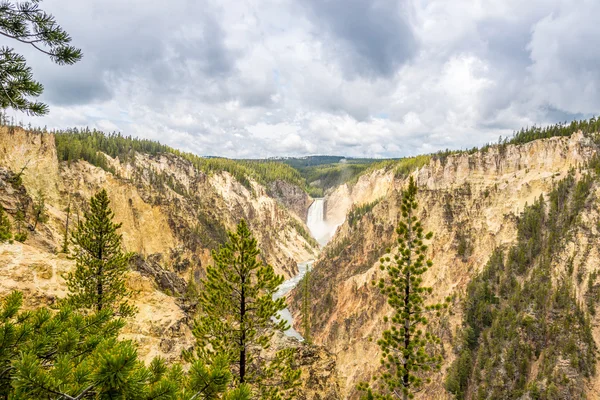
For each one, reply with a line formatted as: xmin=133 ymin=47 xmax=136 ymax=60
xmin=3 ymin=125 xmax=600 ymax=398
xmin=290 ymin=130 xmax=600 ymax=398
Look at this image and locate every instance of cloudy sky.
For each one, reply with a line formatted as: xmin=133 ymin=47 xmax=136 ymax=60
xmin=9 ymin=0 xmax=600 ymax=158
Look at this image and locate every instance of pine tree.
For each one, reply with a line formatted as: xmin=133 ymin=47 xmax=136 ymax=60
xmin=301 ymin=268 xmax=312 ymax=344
xmin=359 ymin=177 xmax=446 ymax=400
xmin=0 ymin=291 xmax=249 ymax=399
xmin=65 ymin=189 xmax=135 ymax=317
xmin=13 ymin=203 xmax=27 ymax=242
xmin=0 ymin=205 xmax=11 ymax=242
xmin=0 ymin=1 xmax=82 ymax=115
xmin=32 ymin=189 xmax=48 ymax=231
xmin=190 ymin=219 xmax=301 ymax=398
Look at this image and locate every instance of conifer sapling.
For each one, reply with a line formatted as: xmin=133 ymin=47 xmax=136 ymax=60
xmin=0 ymin=205 xmax=11 ymax=242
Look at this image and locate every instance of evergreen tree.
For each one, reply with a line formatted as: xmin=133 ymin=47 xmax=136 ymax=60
xmin=301 ymin=268 xmax=312 ymax=344
xmin=65 ymin=188 xmax=135 ymax=317
xmin=13 ymin=203 xmax=26 ymax=242
xmin=0 ymin=204 xmax=11 ymax=242
xmin=359 ymin=177 xmax=446 ymax=400
xmin=8 ymin=161 xmax=27 ymax=189
xmin=0 ymin=0 xmax=82 ymax=115
xmin=0 ymin=291 xmax=250 ymax=399
xmin=190 ymin=219 xmax=301 ymax=399
xmin=32 ymin=189 xmax=48 ymax=231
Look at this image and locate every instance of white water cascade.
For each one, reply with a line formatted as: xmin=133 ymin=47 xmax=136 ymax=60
xmin=276 ymin=198 xmax=335 ymax=340
xmin=307 ymin=198 xmax=335 ymax=247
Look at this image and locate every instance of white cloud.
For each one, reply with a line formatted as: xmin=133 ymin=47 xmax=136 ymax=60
xmin=7 ymin=0 xmax=600 ymax=158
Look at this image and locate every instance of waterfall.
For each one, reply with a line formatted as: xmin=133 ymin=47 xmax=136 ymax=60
xmin=307 ymin=198 xmax=324 ymax=231
xmin=307 ymin=198 xmax=332 ymax=246
xmin=275 ymin=198 xmax=334 ymax=341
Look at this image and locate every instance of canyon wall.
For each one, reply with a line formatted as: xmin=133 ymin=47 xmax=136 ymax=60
xmin=292 ymin=132 xmax=600 ymax=398
xmin=0 ymin=126 xmax=319 ymax=364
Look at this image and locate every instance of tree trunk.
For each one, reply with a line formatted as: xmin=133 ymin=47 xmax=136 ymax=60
xmin=240 ymin=281 xmax=246 ymax=383
xmin=97 ymin=244 xmax=103 ymax=312
xmin=63 ymin=196 xmax=71 ymax=251
xmin=97 ymin=269 xmax=103 ymax=311
xmin=403 ymin=213 xmax=413 ymax=400
xmin=403 ymin=270 xmax=410 ymax=400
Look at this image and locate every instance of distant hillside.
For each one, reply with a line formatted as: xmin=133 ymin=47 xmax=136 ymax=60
xmin=41 ymin=117 xmax=600 ymax=200
xmin=246 ymin=156 xmax=387 ymax=197
xmin=54 ymin=128 xmax=309 ymax=195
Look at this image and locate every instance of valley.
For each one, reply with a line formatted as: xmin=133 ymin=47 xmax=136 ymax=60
xmin=2 ymin=1 xmax=599 ymax=398
xmin=3 ymin=119 xmax=600 ymax=398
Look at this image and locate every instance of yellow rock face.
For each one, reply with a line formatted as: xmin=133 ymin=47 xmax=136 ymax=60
xmin=293 ymin=131 xmax=600 ymax=399
xmin=0 ymin=126 xmax=319 ymax=366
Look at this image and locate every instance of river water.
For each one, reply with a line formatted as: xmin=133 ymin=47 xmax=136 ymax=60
xmin=273 ymin=261 xmax=313 ymax=341
xmin=275 ymin=198 xmax=336 ymax=340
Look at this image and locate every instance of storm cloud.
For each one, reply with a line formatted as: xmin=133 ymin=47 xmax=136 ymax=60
xmin=8 ymin=0 xmax=600 ymax=158
xmin=301 ymin=0 xmax=417 ymax=78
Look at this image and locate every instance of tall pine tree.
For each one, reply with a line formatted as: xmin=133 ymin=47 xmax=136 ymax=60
xmin=301 ymin=268 xmax=312 ymax=344
xmin=190 ymin=219 xmax=300 ymax=399
xmin=359 ymin=177 xmax=446 ymax=400
xmin=65 ymin=189 xmax=134 ymax=317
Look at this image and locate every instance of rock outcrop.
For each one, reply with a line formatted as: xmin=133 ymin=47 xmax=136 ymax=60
xmin=269 ymin=179 xmax=313 ymax=220
xmin=130 ymin=253 xmax=188 ymax=296
xmin=271 ymin=332 xmax=342 ymax=399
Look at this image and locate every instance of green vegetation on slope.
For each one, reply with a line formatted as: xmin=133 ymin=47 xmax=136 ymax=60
xmin=54 ymin=128 xmax=307 ymax=192
xmin=301 ymin=163 xmax=371 ymax=197
xmin=508 ymin=117 xmax=600 ymax=145
xmin=330 ymin=116 xmax=600 ymax=186
xmin=446 ymin=169 xmax=597 ymax=399
xmin=347 ymin=199 xmax=381 ymax=228
xmin=237 ymin=160 xmax=306 ymax=191
xmin=277 ymin=156 xmax=383 ymax=197
xmin=0 ymin=205 xmax=11 ymax=243
xmin=351 ymin=154 xmax=431 ymax=183
xmin=434 ymin=116 xmax=600 ymax=164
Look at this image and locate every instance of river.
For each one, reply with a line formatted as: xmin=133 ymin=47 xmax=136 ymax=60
xmin=273 ymin=260 xmax=313 ymax=341
xmin=276 ymin=198 xmax=337 ymax=341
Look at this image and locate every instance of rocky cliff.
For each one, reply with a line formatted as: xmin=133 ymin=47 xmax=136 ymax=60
xmin=8 ymin=124 xmax=600 ymax=399
xmin=0 ymin=126 xmax=320 ymax=366
xmin=291 ymin=131 xmax=600 ymax=398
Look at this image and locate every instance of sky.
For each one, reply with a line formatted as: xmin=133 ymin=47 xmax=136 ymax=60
xmin=8 ymin=0 xmax=600 ymax=158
